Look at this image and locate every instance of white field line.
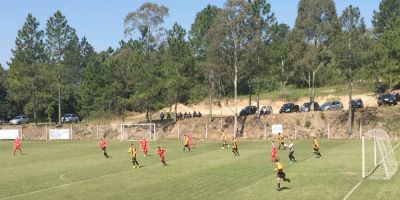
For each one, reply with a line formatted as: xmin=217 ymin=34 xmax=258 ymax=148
xmin=342 ymin=142 xmax=400 ymax=200
xmin=0 ymin=149 xmax=222 ymax=200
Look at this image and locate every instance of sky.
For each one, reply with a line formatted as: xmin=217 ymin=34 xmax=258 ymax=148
xmin=0 ymin=0 xmax=381 ymax=68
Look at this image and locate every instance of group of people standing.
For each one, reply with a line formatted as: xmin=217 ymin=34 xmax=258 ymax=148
xmin=159 ymin=111 xmax=203 ymax=121
xmin=269 ymin=133 xmax=322 ymax=191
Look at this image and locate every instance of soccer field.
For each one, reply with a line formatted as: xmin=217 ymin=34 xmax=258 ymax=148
xmin=0 ymin=139 xmax=399 ymax=200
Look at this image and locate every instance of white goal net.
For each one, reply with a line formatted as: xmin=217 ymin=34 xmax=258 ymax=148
xmin=362 ymin=129 xmax=398 ymax=180
xmin=120 ymin=123 xmax=157 ymax=142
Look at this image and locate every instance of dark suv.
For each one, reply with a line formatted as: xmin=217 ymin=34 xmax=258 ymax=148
xmin=279 ymin=103 xmax=300 ymax=114
xmin=300 ymin=102 xmax=320 ymax=112
xmin=351 ymin=99 xmax=364 ymax=109
xmin=239 ymin=106 xmax=257 ymax=116
xmin=378 ymin=94 xmax=397 ymax=106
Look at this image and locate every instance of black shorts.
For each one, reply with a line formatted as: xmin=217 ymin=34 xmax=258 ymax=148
xmin=277 ymin=171 xmax=285 ymax=178
xmin=184 ymin=144 xmax=189 ymax=148
xmin=313 ymin=147 xmax=319 ymax=151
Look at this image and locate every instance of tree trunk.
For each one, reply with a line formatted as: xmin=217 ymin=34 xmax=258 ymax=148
xmin=174 ymin=100 xmax=177 ymax=122
xmin=257 ymin=79 xmax=260 ymax=121
xmin=58 ymin=74 xmax=61 ymax=125
xmin=233 ymin=38 xmax=238 ymax=138
xmin=308 ymin=72 xmax=312 ymax=104
xmin=311 ymin=71 xmax=316 ymax=112
xmin=347 ymin=66 xmax=353 ymax=135
xmin=347 ymin=36 xmax=353 ymax=135
xmin=209 ymin=68 xmax=214 ymax=123
xmin=248 ymin=79 xmax=252 ymax=106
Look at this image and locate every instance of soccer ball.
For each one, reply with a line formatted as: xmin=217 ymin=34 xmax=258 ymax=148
xmin=227 ymin=145 xmax=230 ymax=148
xmin=284 ymin=144 xmax=289 ymax=148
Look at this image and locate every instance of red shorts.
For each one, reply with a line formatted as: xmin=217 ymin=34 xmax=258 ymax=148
xmin=141 ymin=147 xmax=148 ymax=152
xmin=14 ymin=145 xmax=21 ymax=150
xmin=159 ymin=156 xmax=164 ymax=161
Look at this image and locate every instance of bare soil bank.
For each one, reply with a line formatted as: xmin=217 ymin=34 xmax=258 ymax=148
xmin=2 ymin=105 xmax=399 ymax=141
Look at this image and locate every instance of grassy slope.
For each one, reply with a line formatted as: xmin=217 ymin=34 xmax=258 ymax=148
xmin=0 ymin=140 xmax=398 ymax=200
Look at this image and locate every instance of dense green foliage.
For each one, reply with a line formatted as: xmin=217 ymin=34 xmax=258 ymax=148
xmin=1 ymin=0 xmax=400 ymax=121
xmin=0 ymin=140 xmax=399 ymax=199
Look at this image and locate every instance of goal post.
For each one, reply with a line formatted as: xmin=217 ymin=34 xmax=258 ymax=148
xmin=362 ymin=129 xmax=397 ymax=180
xmin=120 ymin=123 xmax=157 ymax=142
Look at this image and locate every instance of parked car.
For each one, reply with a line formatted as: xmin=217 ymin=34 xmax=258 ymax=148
xmin=61 ymin=114 xmax=79 ymax=123
xmin=259 ymin=105 xmax=273 ymax=115
xmin=391 ymin=92 xmax=400 ymax=102
xmin=9 ymin=115 xmax=29 ymax=125
xmin=351 ymin=99 xmax=364 ymax=109
xmin=378 ymin=94 xmax=397 ymax=106
xmin=279 ymin=103 xmax=300 ymax=114
xmin=320 ymin=101 xmax=343 ymax=111
xmin=300 ymin=102 xmax=320 ymax=112
xmin=239 ymin=106 xmax=257 ymax=116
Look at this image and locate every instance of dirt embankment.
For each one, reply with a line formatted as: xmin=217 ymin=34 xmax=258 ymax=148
xmin=152 ymin=93 xmax=379 ymax=118
xmin=2 ymin=105 xmax=400 ymax=141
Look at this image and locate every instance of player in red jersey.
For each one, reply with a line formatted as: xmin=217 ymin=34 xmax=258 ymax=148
xmin=140 ymin=137 xmax=149 ymax=157
xmin=271 ymin=141 xmax=277 ymax=162
xmin=98 ymin=138 xmax=109 ymax=158
xmin=188 ymin=133 xmax=193 ymax=149
xmin=156 ymin=146 xmax=167 ymax=166
xmin=13 ymin=137 xmax=23 ymax=156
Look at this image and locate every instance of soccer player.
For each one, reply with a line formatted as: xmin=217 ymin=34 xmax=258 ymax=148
xmin=140 ymin=137 xmax=149 ymax=157
xmin=274 ymin=157 xmax=290 ymax=191
xmin=278 ymin=133 xmax=286 ymax=150
xmin=221 ymin=131 xmax=228 ymax=149
xmin=98 ymin=138 xmax=109 ymax=158
xmin=312 ymin=136 xmax=322 ymax=158
xmin=128 ymin=144 xmax=140 ymax=169
xmin=231 ymin=137 xmax=240 ymax=156
xmin=13 ymin=137 xmax=23 ymax=156
xmin=188 ymin=133 xmax=193 ymax=149
xmin=156 ymin=146 xmax=167 ymax=166
xmin=182 ymin=134 xmax=191 ymax=152
xmin=271 ymin=141 xmax=277 ymax=162
xmin=288 ymin=140 xmax=296 ymax=162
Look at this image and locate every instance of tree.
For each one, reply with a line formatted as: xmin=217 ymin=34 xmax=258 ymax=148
xmin=337 ymin=5 xmax=366 ymax=135
xmin=373 ymin=17 xmax=400 ymax=85
xmin=372 ymin=0 xmax=400 ymax=38
xmin=244 ymin=0 xmax=276 ymax=120
xmin=294 ymin=0 xmax=339 ymax=111
xmin=5 ymin=14 xmax=50 ymax=124
xmin=124 ymin=2 xmax=170 ymax=122
xmin=190 ymin=5 xmax=221 ymax=122
xmin=207 ymin=0 xmax=251 ymax=137
xmin=45 ymin=10 xmax=79 ymax=124
xmin=166 ymin=23 xmax=195 ymax=121
xmin=189 ymin=4 xmax=221 ymax=60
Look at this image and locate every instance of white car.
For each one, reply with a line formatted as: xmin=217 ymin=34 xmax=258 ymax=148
xmin=9 ymin=115 xmax=29 ymax=125
xmin=62 ymin=114 xmax=79 ymax=123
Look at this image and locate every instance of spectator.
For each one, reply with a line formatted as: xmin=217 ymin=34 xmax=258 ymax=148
xmin=193 ymin=111 xmax=198 ymax=117
xmin=160 ymin=111 xmax=165 ymax=121
xmin=166 ymin=112 xmax=171 ymax=119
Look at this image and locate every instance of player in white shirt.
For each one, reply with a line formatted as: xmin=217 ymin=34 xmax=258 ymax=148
xmin=288 ymin=140 xmax=296 ymax=162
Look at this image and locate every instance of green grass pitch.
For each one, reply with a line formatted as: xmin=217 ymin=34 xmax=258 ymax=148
xmin=0 ymin=139 xmax=399 ymax=200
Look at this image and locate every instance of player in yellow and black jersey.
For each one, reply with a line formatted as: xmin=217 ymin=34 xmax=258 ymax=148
xmin=274 ymin=157 xmax=290 ymax=191
xmin=312 ymin=136 xmax=322 ymax=158
xmin=231 ymin=137 xmax=240 ymax=156
xmin=128 ymin=144 xmax=140 ymax=169
xmin=278 ymin=133 xmax=286 ymax=150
